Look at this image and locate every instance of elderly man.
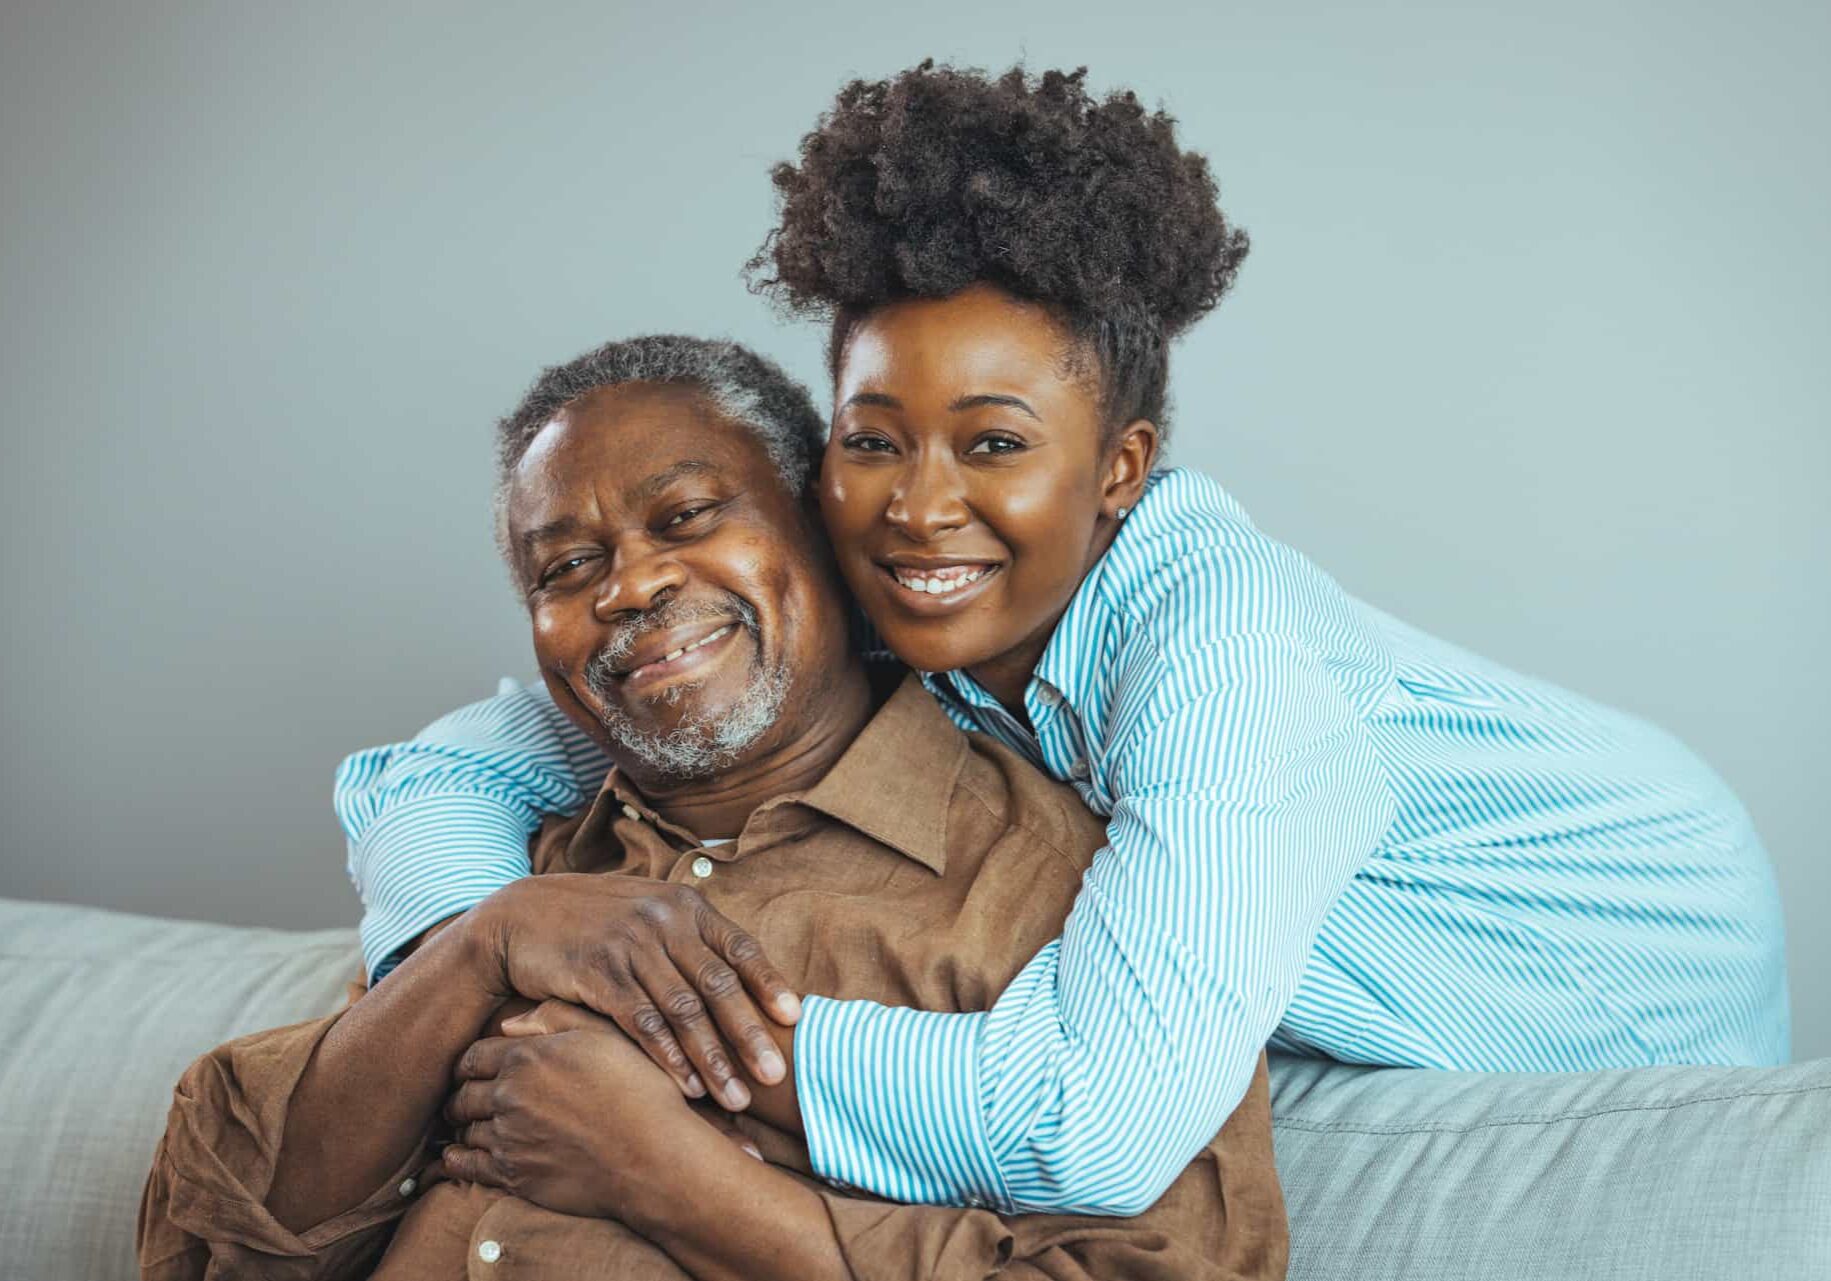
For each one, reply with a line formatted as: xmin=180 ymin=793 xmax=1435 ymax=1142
xmin=139 ymin=335 xmax=1287 ymax=1281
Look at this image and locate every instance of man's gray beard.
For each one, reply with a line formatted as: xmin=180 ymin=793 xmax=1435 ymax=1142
xmin=583 ymin=601 xmax=790 ymax=780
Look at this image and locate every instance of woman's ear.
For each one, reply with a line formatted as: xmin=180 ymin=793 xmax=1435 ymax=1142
xmin=1100 ymin=418 xmax=1159 ymax=519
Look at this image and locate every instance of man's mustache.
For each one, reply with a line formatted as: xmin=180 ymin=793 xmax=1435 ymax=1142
xmin=583 ymin=594 xmax=759 ymax=695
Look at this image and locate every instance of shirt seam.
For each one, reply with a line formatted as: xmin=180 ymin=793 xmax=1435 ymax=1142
xmin=952 ymin=771 xmax=1099 ymax=881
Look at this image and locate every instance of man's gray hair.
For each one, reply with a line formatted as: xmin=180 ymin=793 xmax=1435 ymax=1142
xmin=492 ymin=334 xmax=826 ymax=566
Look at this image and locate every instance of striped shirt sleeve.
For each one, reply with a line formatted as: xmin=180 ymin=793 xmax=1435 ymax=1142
xmin=798 ymin=577 xmax=1397 ymax=1214
xmin=333 ymin=678 xmax=612 ymax=981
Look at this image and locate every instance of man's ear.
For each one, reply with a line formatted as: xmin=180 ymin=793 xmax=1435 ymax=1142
xmin=1100 ymin=418 xmax=1159 ymax=519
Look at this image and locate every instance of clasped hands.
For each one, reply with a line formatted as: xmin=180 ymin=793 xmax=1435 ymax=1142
xmin=432 ymin=874 xmax=796 ymax=1220
xmin=439 ymin=998 xmax=766 ymax=1220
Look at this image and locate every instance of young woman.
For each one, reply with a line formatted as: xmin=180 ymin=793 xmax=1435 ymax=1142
xmin=338 ymin=63 xmax=1787 ymax=1214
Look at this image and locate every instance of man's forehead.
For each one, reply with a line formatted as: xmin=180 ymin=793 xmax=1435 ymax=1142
xmin=506 ymin=384 xmax=788 ymax=546
xmin=516 ymin=385 xmax=752 ymax=489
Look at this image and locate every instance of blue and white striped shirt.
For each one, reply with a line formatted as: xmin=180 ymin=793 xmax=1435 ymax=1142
xmin=334 ymin=466 xmax=1789 ymax=1216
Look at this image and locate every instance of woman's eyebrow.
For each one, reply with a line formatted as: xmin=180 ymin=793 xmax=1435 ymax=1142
xmin=949 ymin=393 xmax=1040 ymax=421
xmin=840 ymin=391 xmax=1041 ymax=421
xmin=841 ymin=392 xmax=901 ymax=411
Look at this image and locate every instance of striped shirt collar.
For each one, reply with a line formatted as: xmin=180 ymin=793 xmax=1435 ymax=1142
xmin=917 ymin=469 xmax=1183 ymax=735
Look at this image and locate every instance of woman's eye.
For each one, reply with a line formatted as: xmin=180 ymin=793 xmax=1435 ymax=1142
xmin=840 ymin=433 xmax=896 ymax=454
xmin=966 ymin=434 xmax=1026 ymax=456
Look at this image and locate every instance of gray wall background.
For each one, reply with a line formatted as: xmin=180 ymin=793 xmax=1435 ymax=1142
xmin=3 ymin=0 xmax=1825 ymax=1058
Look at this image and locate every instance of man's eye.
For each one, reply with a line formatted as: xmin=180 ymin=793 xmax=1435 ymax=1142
xmin=666 ymin=505 xmax=713 ymax=528
xmin=840 ymin=433 xmax=896 ymax=454
xmin=539 ymin=555 xmax=595 ymax=587
xmin=966 ymin=434 xmax=1026 ymax=456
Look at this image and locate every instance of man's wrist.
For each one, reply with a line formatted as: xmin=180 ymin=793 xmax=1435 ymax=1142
xmin=627 ymin=1120 xmax=847 ymax=1281
xmin=614 ymin=1112 xmax=740 ymax=1239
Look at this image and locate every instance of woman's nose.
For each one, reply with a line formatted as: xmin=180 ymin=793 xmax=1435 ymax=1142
xmin=885 ymin=455 xmax=969 ymax=542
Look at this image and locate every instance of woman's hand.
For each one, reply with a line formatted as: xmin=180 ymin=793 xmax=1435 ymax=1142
xmin=439 ymin=1000 xmax=752 ymax=1220
xmin=466 ymin=874 xmax=799 ymax=1110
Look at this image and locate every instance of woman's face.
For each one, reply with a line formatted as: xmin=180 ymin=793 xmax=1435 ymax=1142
xmin=819 ymin=283 xmax=1153 ymax=696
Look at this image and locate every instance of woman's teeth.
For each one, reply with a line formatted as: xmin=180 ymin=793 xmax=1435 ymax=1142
xmin=656 ymin=624 xmax=734 ymax=666
xmin=891 ymin=566 xmax=990 ymax=596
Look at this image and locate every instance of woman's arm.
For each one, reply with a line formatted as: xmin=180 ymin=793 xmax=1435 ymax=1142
xmin=795 ymin=565 xmax=1397 ymax=1214
xmin=334 ymin=678 xmax=608 ymax=982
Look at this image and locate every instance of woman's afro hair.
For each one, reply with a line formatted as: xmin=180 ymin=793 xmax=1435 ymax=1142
xmin=746 ymin=61 xmax=1250 ymax=435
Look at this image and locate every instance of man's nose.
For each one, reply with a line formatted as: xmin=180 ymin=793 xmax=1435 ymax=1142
xmin=593 ymin=544 xmax=687 ymax=621
xmin=885 ymin=451 xmax=970 ymax=542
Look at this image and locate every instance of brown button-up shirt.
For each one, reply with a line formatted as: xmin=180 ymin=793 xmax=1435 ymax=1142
xmin=140 ymin=671 xmax=1287 ymax=1280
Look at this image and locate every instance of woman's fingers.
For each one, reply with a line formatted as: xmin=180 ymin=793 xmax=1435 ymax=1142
xmin=629 ymin=948 xmax=750 ymax=1111
xmin=573 ymin=953 xmax=705 ymax=1100
xmin=670 ymin=938 xmax=789 ymax=1087
xmin=705 ymin=918 xmax=802 ymax=1026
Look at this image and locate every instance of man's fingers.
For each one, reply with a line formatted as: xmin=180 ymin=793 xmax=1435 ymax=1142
xmin=454 ymin=1036 xmax=517 ymax=1083
xmin=708 ymin=920 xmax=802 ymax=1025
xmin=440 ymin=1143 xmax=510 ymax=1189
xmin=502 ymin=997 xmax=606 ymax=1038
xmin=673 ymin=940 xmax=789 ymax=1088
xmin=631 ymin=951 xmax=749 ymax=1112
xmin=444 ymin=1078 xmax=499 ymax=1127
xmin=458 ymin=1119 xmax=499 ymax=1152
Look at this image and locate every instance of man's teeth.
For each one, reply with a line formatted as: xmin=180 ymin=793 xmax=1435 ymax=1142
xmin=892 ymin=567 xmax=990 ymax=595
xmin=651 ymin=624 xmax=735 ymax=668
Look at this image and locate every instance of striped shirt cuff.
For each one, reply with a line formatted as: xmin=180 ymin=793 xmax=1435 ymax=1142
xmin=796 ymin=995 xmax=1013 ymax=1211
xmin=356 ymin=794 xmax=535 ymax=983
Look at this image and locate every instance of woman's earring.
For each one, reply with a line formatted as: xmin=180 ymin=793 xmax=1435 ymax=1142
xmin=1114 ymin=506 xmax=1130 ymax=520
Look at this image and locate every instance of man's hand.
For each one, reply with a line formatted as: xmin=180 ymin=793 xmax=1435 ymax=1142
xmin=440 ymin=1000 xmax=750 ymax=1220
xmin=469 ymin=874 xmax=799 ymax=1111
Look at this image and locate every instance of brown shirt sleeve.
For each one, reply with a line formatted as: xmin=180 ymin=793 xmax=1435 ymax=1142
xmin=137 ymin=1011 xmax=436 ymax=1281
xmin=813 ymin=1053 xmax=1286 ymax=1281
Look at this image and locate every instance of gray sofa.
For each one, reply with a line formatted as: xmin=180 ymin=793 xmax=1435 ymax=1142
xmin=2 ymin=895 xmax=1826 ymax=1280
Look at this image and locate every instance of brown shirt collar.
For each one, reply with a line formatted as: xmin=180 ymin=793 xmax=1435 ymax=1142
xmin=579 ymin=669 xmax=967 ymax=877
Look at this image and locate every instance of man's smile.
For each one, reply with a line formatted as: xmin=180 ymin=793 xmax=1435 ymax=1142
xmin=612 ymin=619 xmax=745 ymax=692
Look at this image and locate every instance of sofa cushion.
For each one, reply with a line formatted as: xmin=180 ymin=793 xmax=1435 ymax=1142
xmin=1269 ymin=1051 xmax=1831 ymax=1278
xmin=0 ymin=898 xmax=361 ymax=1281
xmin=1 ymin=895 xmax=1825 ymax=1281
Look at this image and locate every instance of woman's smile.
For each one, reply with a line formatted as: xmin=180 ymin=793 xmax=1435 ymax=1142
xmin=876 ymin=558 xmax=1004 ymax=613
